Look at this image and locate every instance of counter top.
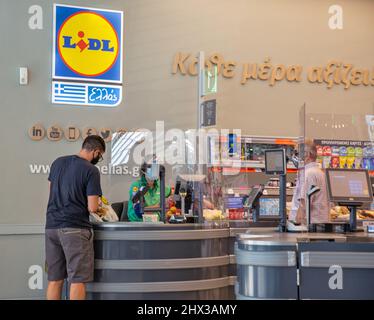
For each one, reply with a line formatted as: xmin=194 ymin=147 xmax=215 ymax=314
xmin=237 ymin=227 xmax=374 ymax=245
xmin=92 ymin=221 xmax=230 ymax=231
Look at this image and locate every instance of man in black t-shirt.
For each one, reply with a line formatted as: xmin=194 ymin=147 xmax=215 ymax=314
xmin=45 ymin=135 xmax=105 ymax=300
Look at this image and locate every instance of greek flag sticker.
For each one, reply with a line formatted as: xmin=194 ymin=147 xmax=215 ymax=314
xmin=52 ymin=81 xmax=122 ymax=107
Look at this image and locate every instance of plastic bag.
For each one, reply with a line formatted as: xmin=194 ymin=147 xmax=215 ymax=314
xmin=101 ymin=203 xmax=119 ymax=222
xmin=89 ymin=212 xmax=103 ymax=223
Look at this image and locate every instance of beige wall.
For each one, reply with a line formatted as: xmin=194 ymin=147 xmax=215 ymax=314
xmin=1 ymin=0 xmax=374 ymax=224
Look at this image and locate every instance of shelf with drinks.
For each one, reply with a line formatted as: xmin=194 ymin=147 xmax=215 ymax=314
xmin=218 ymin=180 xmax=295 ymax=221
xmin=314 ymin=139 xmax=374 ymax=176
xmin=207 ymin=134 xmax=298 ymax=173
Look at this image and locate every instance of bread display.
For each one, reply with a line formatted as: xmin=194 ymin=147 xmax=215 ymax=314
xmin=330 ymin=206 xmax=374 ymax=220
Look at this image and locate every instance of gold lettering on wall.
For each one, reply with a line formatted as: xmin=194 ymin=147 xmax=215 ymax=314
xmin=172 ymin=53 xmax=374 ymax=90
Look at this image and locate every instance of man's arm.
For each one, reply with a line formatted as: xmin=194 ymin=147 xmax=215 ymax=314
xmin=86 ymin=169 xmax=102 ymax=214
xmin=88 ymin=195 xmax=100 ymax=213
xmin=203 ymin=198 xmax=214 ymax=209
xmin=296 ymin=173 xmax=318 ymax=224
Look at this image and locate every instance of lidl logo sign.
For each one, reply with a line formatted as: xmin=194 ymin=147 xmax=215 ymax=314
xmin=53 ymin=4 xmax=123 ymax=83
xmin=52 ymin=4 xmax=123 ymax=107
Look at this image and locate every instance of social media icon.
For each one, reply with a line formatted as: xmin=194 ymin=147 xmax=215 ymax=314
xmin=82 ymin=127 xmax=97 ymax=140
xmin=64 ymin=126 xmax=80 ymax=142
xmin=100 ymin=128 xmax=112 ymax=142
xmin=28 ymin=124 xmax=45 ymax=141
xmin=47 ymin=125 xmax=63 ymax=141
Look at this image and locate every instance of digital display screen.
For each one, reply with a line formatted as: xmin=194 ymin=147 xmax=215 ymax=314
xmin=259 ymin=198 xmax=280 ymax=216
xmin=225 ymin=197 xmax=244 ymax=209
xmin=265 ymin=149 xmax=286 ymax=175
xmin=326 ymin=169 xmax=373 ymax=202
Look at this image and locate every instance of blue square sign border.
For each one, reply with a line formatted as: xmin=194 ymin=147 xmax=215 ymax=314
xmin=52 ymin=4 xmax=123 ymax=84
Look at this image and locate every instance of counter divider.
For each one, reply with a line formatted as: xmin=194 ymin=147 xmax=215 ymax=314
xmin=301 ymin=251 xmax=374 ymax=268
xmin=94 ymin=255 xmax=231 ymax=270
xmin=87 ymin=276 xmax=236 ymax=293
xmin=94 ymin=229 xmax=230 ymax=241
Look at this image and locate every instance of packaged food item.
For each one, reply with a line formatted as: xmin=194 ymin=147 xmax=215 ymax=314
xmin=323 ymin=146 xmax=332 ymax=156
xmin=203 ymin=209 xmax=224 ymax=221
xmin=167 ymin=197 xmax=175 ymax=208
xmin=143 ymin=213 xmax=160 ymax=223
xmin=347 ymin=147 xmax=356 ymax=157
xmin=316 ymin=145 xmax=323 ymax=157
xmin=354 ymin=157 xmax=362 ymax=169
xmin=331 ymin=146 xmax=340 ymax=156
xmin=355 ymin=147 xmax=363 ymax=157
xmin=101 ymin=196 xmax=109 ymax=205
xmin=369 ymin=146 xmax=374 ymax=157
xmin=363 ymin=147 xmax=371 ymax=158
xmin=331 ymin=156 xmax=340 ymax=168
xmin=346 ymin=157 xmax=355 ymax=169
xmin=339 ymin=146 xmax=347 ymax=156
xmin=339 ymin=156 xmax=347 ymax=169
xmin=363 ymin=158 xmax=371 ymax=169
xmin=323 ymin=156 xmax=331 ymax=169
xmin=316 ymin=156 xmax=323 ymax=166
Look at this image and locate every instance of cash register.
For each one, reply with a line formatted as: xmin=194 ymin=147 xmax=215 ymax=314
xmin=263 ymin=148 xmax=310 ymax=232
xmin=325 ymin=168 xmax=373 ymax=232
xmin=264 ymin=149 xmax=289 ymax=232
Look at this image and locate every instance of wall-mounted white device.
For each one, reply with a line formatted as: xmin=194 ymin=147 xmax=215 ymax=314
xmin=19 ymin=67 xmax=28 ymax=85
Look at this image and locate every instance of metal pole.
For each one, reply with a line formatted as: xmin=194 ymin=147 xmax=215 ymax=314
xmin=159 ymin=165 xmax=166 ymax=222
xmin=349 ymin=206 xmax=357 ymax=232
xmin=197 ymin=51 xmax=204 ymax=131
xmin=181 ymin=196 xmax=185 ymax=215
xmin=197 ymin=51 xmax=205 ymax=175
xmin=279 ymin=174 xmax=287 ymax=232
xmin=196 ymin=52 xmax=205 ymax=223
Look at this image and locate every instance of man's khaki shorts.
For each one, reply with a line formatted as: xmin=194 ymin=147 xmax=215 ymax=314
xmin=45 ymin=228 xmax=94 ymax=283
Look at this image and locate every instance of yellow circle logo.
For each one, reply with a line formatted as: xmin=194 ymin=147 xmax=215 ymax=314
xmin=58 ymin=12 xmax=119 ymax=77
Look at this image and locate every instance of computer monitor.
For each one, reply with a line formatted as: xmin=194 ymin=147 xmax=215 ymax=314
xmin=265 ymin=149 xmax=286 ymax=175
xmin=326 ymin=169 xmax=373 ymax=204
xmin=259 ymin=198 xmax=281 ymax=218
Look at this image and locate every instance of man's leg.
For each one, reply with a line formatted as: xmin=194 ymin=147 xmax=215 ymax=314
xmin=60 ymin=228 xmax=94 ymax=300
xmin=46 ymin=280 xmax=64 ymax=300
xmin=45 ymin=229 xmax=67 ymax=300
xmin=70 ymin=283 xmax=86 ymax=300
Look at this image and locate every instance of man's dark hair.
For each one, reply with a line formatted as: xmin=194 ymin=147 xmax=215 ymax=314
xmin=82 ymin=135 xmax=106 ymax=153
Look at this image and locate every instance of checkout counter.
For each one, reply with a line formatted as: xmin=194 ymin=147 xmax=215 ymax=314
xmin=86 ymin=222 xmax=235 ymax=300
xmin=235 ymin=155 xmax=374 ymax=300
xmin=235 ymin=229 xmax=374 ymax=300
xmin=87 ymin=165 xmax=237 ymax=300
xmin=87 ymin=159 xmax=374 ymax=300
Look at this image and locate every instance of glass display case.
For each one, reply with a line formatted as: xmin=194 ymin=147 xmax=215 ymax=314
xmin=205 ymin=134 xmax=298 ymax=224
xmin=298 ymin=105 xmax=374 ymax=230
